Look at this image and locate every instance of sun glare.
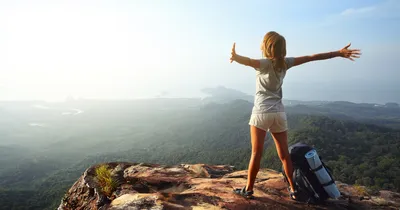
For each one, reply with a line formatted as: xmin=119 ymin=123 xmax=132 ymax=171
xmin=2 ymin=2 xmax=171 ymax=101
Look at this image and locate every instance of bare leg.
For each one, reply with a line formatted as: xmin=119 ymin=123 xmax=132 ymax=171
xmin=271 ymin=131 xmax=296 ymax=193
xmin=245 ymin=125 xmax=266 ymax=191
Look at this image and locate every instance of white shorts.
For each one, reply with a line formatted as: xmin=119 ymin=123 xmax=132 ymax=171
xmin=248 ymin=112 xmax=288 ymax=133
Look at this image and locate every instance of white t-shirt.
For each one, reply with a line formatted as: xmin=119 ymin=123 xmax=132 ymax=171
xmin=251 ymin=57 xmax=295 ymax=114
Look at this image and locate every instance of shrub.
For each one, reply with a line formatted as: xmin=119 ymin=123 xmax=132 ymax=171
xmin=95 ymin=165 xmax=119 ymax=197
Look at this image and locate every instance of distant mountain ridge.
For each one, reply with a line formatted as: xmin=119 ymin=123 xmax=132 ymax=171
xmin=200 ymin=86 xmax=254 ymax=104
xmin=199 ymin=86 xmax=400 ymax=108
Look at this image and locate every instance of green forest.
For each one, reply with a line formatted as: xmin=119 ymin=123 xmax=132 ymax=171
xmin=0 ymin=99 xmax=399 ymax=210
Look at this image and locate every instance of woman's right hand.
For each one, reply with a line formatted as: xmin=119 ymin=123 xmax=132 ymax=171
xmin=230 ymin=42 xmax=236 ymax=63
xmin=339 ymin=43 xmax=361 ymax=61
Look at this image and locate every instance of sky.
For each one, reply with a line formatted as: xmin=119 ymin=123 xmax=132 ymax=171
xmin=1 ymin=0 xmax=399 ymax=103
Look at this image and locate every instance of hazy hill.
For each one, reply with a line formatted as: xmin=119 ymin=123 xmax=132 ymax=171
xmin=0 ymin=96 xmax=400 ymax=209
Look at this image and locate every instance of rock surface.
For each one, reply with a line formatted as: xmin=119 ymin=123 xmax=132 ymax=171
xmin=58 ymin=162 xmax=400 ymax=210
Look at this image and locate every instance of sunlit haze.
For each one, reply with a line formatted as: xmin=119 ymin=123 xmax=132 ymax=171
xmin=1 ymin=0 xmax=399 ymax=103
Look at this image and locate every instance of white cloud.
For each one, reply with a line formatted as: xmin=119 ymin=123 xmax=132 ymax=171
xmin=338 ymin=0 xmax=400 ymax=19
xmin=340 ymin=6 xmax=376 ymax=16
xmin=319 ymin=0 xmax=400 ymax=27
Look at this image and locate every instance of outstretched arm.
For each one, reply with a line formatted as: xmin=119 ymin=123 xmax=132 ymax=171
xmin=230 ymin=42 xmax=261 ymax=69
xmin=293 ymin=43 xmax=361 ymax=67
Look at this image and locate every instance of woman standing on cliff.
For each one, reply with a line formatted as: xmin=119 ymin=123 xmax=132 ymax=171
xmin=230 ymin=31 xmax=361 ymax=199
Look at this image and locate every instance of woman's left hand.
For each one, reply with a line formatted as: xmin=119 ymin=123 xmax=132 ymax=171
xmin=230 ymin=42 xmax=236 ymax=63
xmin=339 ymin=43 xmax=361 ymax=61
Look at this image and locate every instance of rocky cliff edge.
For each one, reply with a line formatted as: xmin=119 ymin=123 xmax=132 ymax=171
xmin=58 ymin=162 xmax=400 ymax=210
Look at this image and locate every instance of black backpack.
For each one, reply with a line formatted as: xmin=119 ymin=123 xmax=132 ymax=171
xmin=282 ymin=142 xmax=336 ymax=204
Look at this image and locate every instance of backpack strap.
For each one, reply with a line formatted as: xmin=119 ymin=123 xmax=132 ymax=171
xmin=321 ymin=180 xmax=335 ymax=187
xmin=298 ymin=169 xmax=320 ymax=199
xmin=310 ymin=161 xmax=333 ymax=174
xmin=309 ymin=163 xmax=336 ymax=187
xmin=310 ymin=164 xmax=324 ymax=173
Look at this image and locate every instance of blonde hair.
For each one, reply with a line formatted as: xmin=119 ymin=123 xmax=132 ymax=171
xmin=260 ymin=31 xmax=287 ymax=71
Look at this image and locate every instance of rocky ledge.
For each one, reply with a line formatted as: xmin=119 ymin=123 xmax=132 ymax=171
xmin=58 ymin=162 xmax=400 ymax=210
